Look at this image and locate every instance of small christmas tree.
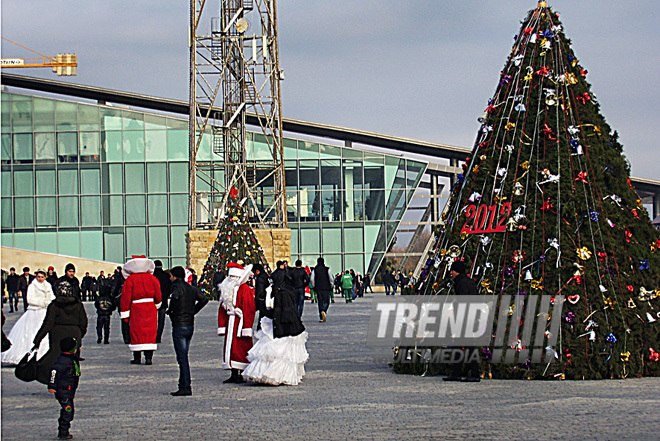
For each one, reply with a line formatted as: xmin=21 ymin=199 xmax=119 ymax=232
xmin=399 ymin=2 xmax=660 ymax=379
xmin=197 ymin=187 xmax=270 ymax=299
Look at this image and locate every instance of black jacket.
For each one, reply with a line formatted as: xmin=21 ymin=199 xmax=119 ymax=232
xmin=254 ymin=272 xmax=271 ymax=318
xmin=54 ymin=276 xmax=81 ymax=301
xmin=272 ymin=282 xmax=305 ymax=338
xmin=46 ymin=273 xmax=58 ymax=289
xmin=6 ymin=274 xmax=20 ymax=291
xmin=312 ymin=264 xmax=332 ymax=291
xmin=48 ymin=353 xmax=80 ymax=399
xmin=167 ymin=279 xmax=209 ymax=327
xmin=94 ymin=295 xmax=116 ymax=316
xmin=17 ymin=274 xmax=35 ymax=294
xmin=153 ymin=267 xmax=172 ymax=310
xmin=289 ymin=267 xmax=309 ymax=289
xmin=453 ymin=273 xmax=479 ymax=296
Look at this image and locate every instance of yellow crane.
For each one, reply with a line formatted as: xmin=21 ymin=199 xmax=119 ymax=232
xmin=1 ymin=37 xmax=77 ymax=76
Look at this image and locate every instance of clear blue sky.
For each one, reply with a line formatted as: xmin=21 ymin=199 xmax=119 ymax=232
xmin=2 ymin=1 xmax=658 ymax=179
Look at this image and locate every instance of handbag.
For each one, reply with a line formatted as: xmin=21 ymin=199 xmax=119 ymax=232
xmin=15 ymin=349 xmax=38 ymax=382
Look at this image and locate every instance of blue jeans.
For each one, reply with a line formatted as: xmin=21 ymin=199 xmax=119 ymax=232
xmin=172 ymin=325 xmax=194 ymax=391
xmin=8 ymin=291 xmax=19 ymax=311
xmin=294 ymin=287 xmax=305 ymax=318
xmin=316 ymin=290 xmax=331 ymax=317
xmin=384 ymin=284 xmax=391 ymax=295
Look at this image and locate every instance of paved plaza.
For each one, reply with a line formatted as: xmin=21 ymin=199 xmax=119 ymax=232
xmin=2 ymin=294 xmax=658 ymax=440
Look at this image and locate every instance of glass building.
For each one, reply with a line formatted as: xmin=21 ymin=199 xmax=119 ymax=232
xmin=1 ymin=91 xmax=427 ymax=274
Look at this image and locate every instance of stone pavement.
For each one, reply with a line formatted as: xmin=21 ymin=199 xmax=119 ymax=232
xmin=2 ymin=295 xmax=658 ymax=440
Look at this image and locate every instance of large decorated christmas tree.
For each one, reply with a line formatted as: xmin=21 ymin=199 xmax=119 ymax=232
xmin=398 ymin=2 xmax=660 ymax=379
xmin=197 ymin=187 xmax=270 ymax=299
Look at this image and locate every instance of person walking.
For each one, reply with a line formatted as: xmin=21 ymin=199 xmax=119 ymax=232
xmin=94 ymin=285 xmax=115 ymax=344
xmin=310 ymin=257 xmax=333 ymax=322
xmin=33 ymin=280 xmax=88 ymax=385
xmin=54 ymin=264 xmax=81 ymax=303
xmin=252 ymin=263 xmax=270 ymax=329
xmin=46 ymin=266 xmax=58 ymax=289
xmin=153 ymin=260 xmax=171 ymax=344
xmin=443 ymin=260 xmax=481 ymax=383
xmin=17 ymin=267 xmax=35 ymax=312
xmin=6 ymin=267 xmax=20 ymax=313
xmin=167 ymin=266 xmax=209 ymax=396
xmin=47 ymin=337 xmax=82 ymax=440
xmin=290 ymin=260 xmax=309 ymax=318
xmin=2 ymin=269 xmax=55 ymax=364
xmin=81 ymin=272 xmax=92 ymax=302
xmin=341 ymin=271 xmax=354 ymax=303
xmin=363 ymin=273 xmax=374 ymax=294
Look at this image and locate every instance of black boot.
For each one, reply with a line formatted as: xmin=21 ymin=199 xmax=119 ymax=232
xmin=130 ymin=351 xmax=142 ymax=364
xmin=144 ymin=350 xmax=153 ymax=365
xmin=223 ymin=368 xmax=244 ymax=383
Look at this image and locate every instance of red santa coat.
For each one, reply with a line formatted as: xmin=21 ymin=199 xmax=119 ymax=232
xmin=120 ymin=258 xmax=162 ymax=352
xmin=218 ymin=282 xmax=256 ymax=370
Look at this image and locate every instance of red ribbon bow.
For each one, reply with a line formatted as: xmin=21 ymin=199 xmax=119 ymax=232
xmin=577 ymin=92 xmax=591 ymax=104
xmin=535 ymin=66 xmax=550 ymax=76
xmin=541 ymin=198 xmax=554 ymax=212
xmin=625 ymin=229 xmax=633 ymax=243
xmin=524 ymin=27 xmax=534 ymax=35
xmin=575 ymin=171 xmax=589 ymax=183
xmin=650 ymin=348 xmax=660 ymax=362
xmin=631 ymin=208 xmax=640 ymax=220
xmin=484 ymin=105 xmax=495 ymax=113
xmin=596 ymin=252 xmax=607 ymax=262
xmin=542 ymin=124 xmax=556 ymax=139
xmin=580 ymin=68 xmax=588 ymax=78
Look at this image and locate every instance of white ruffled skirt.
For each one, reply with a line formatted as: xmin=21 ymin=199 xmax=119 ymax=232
xmin=242 ymin=317 xmax=308 ymax=386
xmin=1 ymin=308 xmax=49 ymax=365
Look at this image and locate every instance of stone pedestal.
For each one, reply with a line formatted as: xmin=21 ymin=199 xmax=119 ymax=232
xmin=186 ymin=228 xmax=291 ymax=271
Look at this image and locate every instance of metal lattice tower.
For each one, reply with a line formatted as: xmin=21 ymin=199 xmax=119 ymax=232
xmin=189 ymin=0 xmax=286 ymax=230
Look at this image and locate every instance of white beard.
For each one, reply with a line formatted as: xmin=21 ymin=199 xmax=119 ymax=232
xmin=218 ymin=276 xmax=239 ymax=314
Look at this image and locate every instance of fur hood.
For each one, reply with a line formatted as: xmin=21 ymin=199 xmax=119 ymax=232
xmin=122 ymin=258 xmax=155 ymax=279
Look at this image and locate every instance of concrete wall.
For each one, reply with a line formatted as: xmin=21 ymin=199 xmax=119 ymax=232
xmin=186 ymin=228 xmax=291 ymax=272
xmin=1 ymin=246 xmax=120 ymax=277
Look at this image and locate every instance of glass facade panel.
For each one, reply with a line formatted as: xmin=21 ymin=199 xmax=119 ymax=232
xmin=58 ymin=169 xmax=78 ymax=195
xmin=123 ymin=111 xmax=144 ymax=130
xmin=104 ymin=131 xmax=123 ymax=162
xmin=147 ymin=163 xmax=167 ymax=193
xmin=13 ymin=133 xmax=33 ymax=162
xmin=323 ymin=254 xmax=342 ymax=274
xmin=36 ymin=197 xmax=57 ymax=227
xmin=78 ymin=104 xmax=99 ymax=131
xmin=11 ymin=99 xmax=32 ymax=132
xmin=322 ymin=225 xmax=342 ymax=253
xmin=148 ymin=226 xmax=169 ymax=257
xmin=344 ymin=227 xmax=364 ymax=253
xmin=100 ymin=108 xmax=122 ymax=131
xmin=35 ymin=231 xmax=58 ymax=254
xmin=56 ymin=101 xmax=77 ymax=131
xmin=1 ymin=134 xmax=11 ymax=162
xmin=104 ymin=232 xmax=124 ymax=263
xmin=109 ymin=196 xmax=123 ymax=226
xmin=57 ymin=132 xmax=78 ymax=162
xmin=2 ymin=198 xmax=13 ymax=228
xmin=344 ymin=254 xmax=364 ymax=273
xmin=300 ymin=225 xmax=320 ymax=254
xmin=80 ymin=230 xmax=103 ymax=260
xmin=123 ymin=130 xmax=145 ymax=162
xmin=167 ymin=130 xmax=188 ymax=160
xmin=145 ymin=130 xmax=167 ymax=161
xmin=58 ymin=197 xmax=79 ymax=227
xmin=297 ymin=141 xmax=319 ymax=160
xmin=14 ymin=232 xmax=35 ymax=251
xmin=58 ymin=231 xmax=80 ymax=257
xmin=126 ymin=227 xmax=147 ymax=257
xmin=170 ymin=226 xmax=188 ymax=257
xmin=79 ymin=132 xmax=100 ymax=162
xmin=125 ymin=195 xmax=146 ymax=225
xmin=1 ymin=172 xmax=11 ymax=196
xmin=14 ymin=198 xmax=34 ymax=228
xmin=148 ymin=194 xmax=168 ymax=225
xmin=169 ymin=194 xmax=188 ymax=225
xmin=13 ymin=170 xmax=34 ymax=196
xmin=81 ymin=169 xmax=101 ymax=194
xmin=144 ymin=114 xmax=167 ymax=130
xmin=36 ymin=170 xmax=56 ymax=195
xmin=33 ymin=98 xmax=56 ymax=132
xmin=108 ymin=164 xmax=123 ymax=193
xmin=81 ymin=196 xmax=101 ymax=226
xmin=168 ymin=163 xmax=188 ymax=192
xmin=35 ymin=133 xmax=56 ymax=162
xmin=125 ymin=163 xmax=145 ymax=193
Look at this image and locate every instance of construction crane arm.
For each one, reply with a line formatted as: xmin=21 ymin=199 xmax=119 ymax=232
xmin=1 ymin=37 xmax=77 ymax=76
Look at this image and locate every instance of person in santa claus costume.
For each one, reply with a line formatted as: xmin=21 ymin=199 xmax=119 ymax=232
xmin=217 ymin=262 xmax=256 ymax=383
xmin=120 ymin=256 xmax=162 ymax=365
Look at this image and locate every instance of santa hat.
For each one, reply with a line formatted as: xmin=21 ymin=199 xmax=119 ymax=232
xmin=227 ymin=262 xmax=244 ymax=278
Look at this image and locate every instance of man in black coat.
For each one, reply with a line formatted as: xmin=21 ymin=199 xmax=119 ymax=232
xmin=167 ymin=266 xmax=209 ymax=396
xmin=81 ymin=272 xmax=92 ymax=302
xmin=290 ymin=260 xmax=309 ymax=318
xmin=55 ymin=264 xmax=81 ymax=303
xmin=153 ymin=260 xmax=171 ymax=344
xmin=444 ymin=260 xmax=481 ymax=383
xmin=311 ymin=257 xmax=333 ymax=322
xmin=5 ymin=267 xmax=20 ymax=313
xmin=17 ymin=267 xmax=35 ymax=312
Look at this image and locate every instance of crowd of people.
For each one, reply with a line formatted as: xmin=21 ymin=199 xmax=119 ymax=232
xmin=1 ymin=256 xmax=418 ymax=439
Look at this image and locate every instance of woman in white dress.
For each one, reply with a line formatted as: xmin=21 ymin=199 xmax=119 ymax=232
xmin=242 ymin=265 xmax=308 ymax=385
xmin=1 ymin=269 xmax=55 ymax=365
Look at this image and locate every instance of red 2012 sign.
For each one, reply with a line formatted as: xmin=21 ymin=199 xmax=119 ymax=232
xmin=460 ymin=202 xmax=512 ymax=234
